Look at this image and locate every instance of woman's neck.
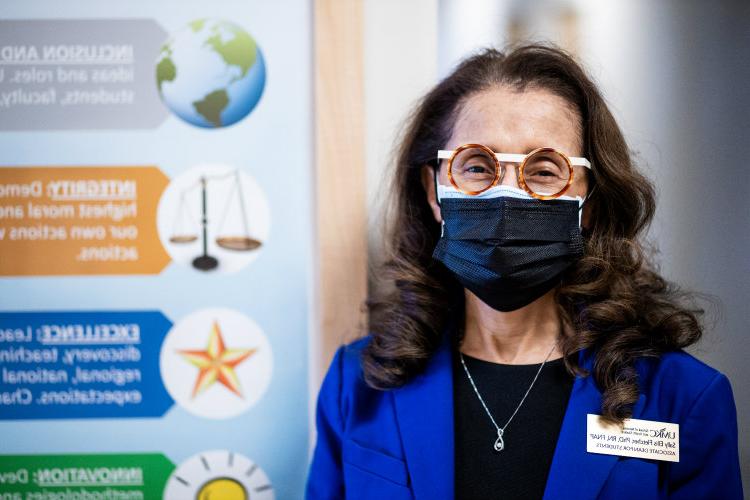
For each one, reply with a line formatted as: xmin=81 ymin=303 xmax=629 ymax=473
xmin=460 ymin=288 xmax=564 ymax=364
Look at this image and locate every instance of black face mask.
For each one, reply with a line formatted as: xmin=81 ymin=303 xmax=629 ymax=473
xmin=432 ymin=191 xmax=585 ymax=312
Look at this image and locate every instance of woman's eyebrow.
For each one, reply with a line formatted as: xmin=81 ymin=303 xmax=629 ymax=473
xmin=483 ymin=144 xmax=539 ymax=155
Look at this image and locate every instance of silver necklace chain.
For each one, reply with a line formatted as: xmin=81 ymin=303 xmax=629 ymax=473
xmin=459 ymin=339 xmax=559 ymax=452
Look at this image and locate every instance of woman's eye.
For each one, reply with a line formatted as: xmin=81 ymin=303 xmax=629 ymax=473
xmin=465 ymin=164 xmax=491 ymax=174
xmin=530 ymin=170 xmax=555 ymax=177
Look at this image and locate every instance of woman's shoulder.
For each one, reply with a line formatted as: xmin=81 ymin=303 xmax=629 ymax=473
xmin=642 ymin=346 xmax=714 ymax=372
xmin=330 ymin=335 xmax=371 ymax=383
xmin=637 ymin=348 xmax=726 ymax=387
xmin=319 ymin=335 xmax=377 ymax=403
xmin=339 ymin=335 xmax=371 ymax=363
xmin=633 ymin=349 xmax=736 ymax=420
xmin=316 ymin=335 xmax=400 ymax=437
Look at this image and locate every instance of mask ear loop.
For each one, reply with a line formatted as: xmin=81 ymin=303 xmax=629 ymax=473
xmin=579 ymin=183 xmax=596 ymax=210
xmin=578 ymin=183 xmax=596 ymax=232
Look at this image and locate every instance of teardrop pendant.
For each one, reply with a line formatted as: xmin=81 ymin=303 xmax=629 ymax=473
xmin=494 ymin=428 xmax=505 ymax=452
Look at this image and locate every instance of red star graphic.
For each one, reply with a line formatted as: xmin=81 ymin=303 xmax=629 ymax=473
xmin=177 ymin=320 xmax=257 ymax=398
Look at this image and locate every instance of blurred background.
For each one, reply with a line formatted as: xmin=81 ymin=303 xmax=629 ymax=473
xmin=363 ymin=0 xmax=749 ymax=487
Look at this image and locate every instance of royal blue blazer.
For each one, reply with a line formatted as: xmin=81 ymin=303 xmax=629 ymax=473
xmin=306 ymin=332 xmax=743 ymax=499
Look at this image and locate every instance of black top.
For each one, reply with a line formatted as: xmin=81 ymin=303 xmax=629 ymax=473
xmin=452 ymin=348 xmax=575 ymax=500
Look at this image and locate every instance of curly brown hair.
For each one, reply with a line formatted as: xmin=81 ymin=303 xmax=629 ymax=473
xmin=363 ymin=43 xmax=710 ymax=422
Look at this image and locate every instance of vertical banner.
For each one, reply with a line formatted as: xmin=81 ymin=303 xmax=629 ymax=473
xmin=1 ymin=4 xmax=311 ymax=500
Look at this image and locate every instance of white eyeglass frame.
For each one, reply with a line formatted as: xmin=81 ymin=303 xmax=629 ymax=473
xmin=437 ymin=144 xmax=592 ymax=200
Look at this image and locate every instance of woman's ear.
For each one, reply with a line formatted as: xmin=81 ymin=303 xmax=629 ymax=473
xmin=420 ymin=165 xmax=442 ymax=224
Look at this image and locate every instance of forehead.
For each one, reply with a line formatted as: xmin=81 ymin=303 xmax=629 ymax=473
xmin=448 ymin=85 xmax=583 ymax=156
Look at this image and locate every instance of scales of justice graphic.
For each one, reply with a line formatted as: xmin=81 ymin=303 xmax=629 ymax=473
xmin=168 ymin=169 xmax=262 ymax=270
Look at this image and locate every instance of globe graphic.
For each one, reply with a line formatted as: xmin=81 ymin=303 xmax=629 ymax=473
xmin=156 ymin=19 xmax=266 ymax=128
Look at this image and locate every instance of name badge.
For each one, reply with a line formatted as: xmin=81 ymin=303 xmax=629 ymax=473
xmin=586 ymin=414 xmax=679 ymax=462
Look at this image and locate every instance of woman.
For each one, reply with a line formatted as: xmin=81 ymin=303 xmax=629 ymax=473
xmin=306 ymin=44 xmax=743 ymax=499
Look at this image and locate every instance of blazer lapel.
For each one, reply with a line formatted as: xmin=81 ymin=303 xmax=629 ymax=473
xmin=543 ymin=349 xmax=647 ymax=499
xmin=392 ymin=332 xmax=454 ymax=499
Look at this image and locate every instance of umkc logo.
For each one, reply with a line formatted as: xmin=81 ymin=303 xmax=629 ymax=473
xmin=650 ymin=427 xmax=676 ymax=439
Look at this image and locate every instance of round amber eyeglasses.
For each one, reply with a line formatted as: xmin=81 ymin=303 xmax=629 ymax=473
xmin=437 ymin=143 xmax=592 ymax=200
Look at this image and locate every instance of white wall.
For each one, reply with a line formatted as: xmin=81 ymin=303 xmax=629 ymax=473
xmin=364 ymin=0 xmax=438 ymax=241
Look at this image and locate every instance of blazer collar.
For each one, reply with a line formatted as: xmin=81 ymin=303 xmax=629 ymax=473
xmin=392 ymin=333 xmax=647 ymax=500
